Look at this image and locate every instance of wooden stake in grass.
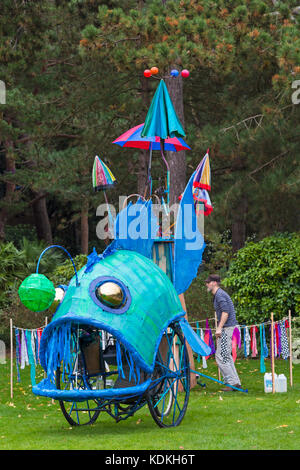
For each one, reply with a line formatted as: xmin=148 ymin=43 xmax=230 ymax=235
xmin=10 ymin=318 xmax=13 ymax=399
xmin=179 ymin=294 xmax=197 ymax=389
xmin=289 ymin=310 xmax=293 ymax=387
xmin=271 ymin=312 xmax=275 ymax=394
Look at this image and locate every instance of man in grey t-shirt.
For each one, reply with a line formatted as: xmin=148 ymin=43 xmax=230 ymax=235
xmin=205 ymin=274 xmax=242 ymax=391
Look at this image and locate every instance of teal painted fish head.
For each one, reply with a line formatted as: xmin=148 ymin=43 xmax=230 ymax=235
xmin=37 ymin=249 xmax=184 ymax=375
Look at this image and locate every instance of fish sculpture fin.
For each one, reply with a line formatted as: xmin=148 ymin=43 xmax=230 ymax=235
xmin=173 ymin=172 xmax=206 ymax=295
xmin=179 ymin=318 xmax=211 ymax=356
xmin=104 ymin=198 xmax=158 ymax=259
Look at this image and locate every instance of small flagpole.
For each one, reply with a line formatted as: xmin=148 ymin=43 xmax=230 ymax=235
xmin=289 ymin=310 xmax=293 ymax=387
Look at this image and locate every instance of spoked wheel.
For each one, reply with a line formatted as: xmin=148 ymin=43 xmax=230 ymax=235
xmin=147 ymin=322 xmax=190 ymax=428
xmin=56 ymin=367 xmax=101 ymax=426
xmin=55 ymin=331 xmax=102 ymax=428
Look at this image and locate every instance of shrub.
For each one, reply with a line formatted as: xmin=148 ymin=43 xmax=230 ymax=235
xmin=50 ymin=254 xmax=87 ymax=287
xmin=0 ymin=240 xmax=69 ymax=343
xmin=185 ymin=270 xmax=216 ymax=320
xmin=223 ymin=232 xmax=300 ymax=324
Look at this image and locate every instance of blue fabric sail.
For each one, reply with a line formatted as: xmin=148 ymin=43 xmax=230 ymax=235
xmin=173 ymin=171 xmax=206 ymax=294
xmin=105 ymin=198 xmax=158 ymax=259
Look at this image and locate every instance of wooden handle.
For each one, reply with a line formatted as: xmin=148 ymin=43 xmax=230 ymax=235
xmin=289 ymin=310 xmax=293 ymax=387
xmin=10 ymin=318 xmax=13 ymax=399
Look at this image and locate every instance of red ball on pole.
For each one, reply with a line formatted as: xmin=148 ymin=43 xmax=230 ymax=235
xmin=144 ymin=69 xmax=152 ymax=78
xmin=181 ymin=69 xmax=190 ymax=77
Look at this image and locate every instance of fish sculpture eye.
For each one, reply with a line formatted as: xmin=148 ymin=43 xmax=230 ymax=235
xmin=95 ymin=281 xmax=125 ymax=309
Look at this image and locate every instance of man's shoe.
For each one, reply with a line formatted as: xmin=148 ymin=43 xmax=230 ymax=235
xmin=233 ymin=383 xmax=242 ymax=389
xmin=221 ymin=383 xmax=242 ymax=392
xmin=220 ymin=385 xmax=234 ymax=392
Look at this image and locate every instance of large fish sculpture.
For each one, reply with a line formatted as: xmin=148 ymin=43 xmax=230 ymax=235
xmin=18 ymin=174 xmax=210 ymax=427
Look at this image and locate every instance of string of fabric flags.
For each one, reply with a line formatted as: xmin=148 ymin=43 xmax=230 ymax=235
xmin=14 ymin=326 xmax=45 ymax=386
xmin=13 ymin=324 xmax=115 ymax=386
xmin=11 ymin=316 xmax=292 ymax=388
xmin=192 ymin=317 xmax=291 ymax=374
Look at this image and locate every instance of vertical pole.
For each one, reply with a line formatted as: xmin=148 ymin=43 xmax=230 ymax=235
xmin=215 ymin=312 xmax=221 ymax=381
xmin=271 ymin=313 xmax=275 ymax=393
xmin=10 ymin=318 xmax=13 ymax=400
xmin=289 ymin=310 xmax=293 ymax=387
xmin=179 ymin=294 xmax=197 ymax=389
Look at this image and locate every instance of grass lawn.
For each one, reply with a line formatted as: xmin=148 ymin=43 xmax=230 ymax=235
xmin=0 ymin=357 xmax=299 ymax=450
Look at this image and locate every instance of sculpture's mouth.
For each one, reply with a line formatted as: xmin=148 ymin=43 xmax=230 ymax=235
xmin=33 ymin=320 xmax=152 ymax=402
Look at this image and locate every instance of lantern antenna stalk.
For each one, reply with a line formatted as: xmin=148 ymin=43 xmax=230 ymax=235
xmin=36 ymin=245 xmax=80 ymax=287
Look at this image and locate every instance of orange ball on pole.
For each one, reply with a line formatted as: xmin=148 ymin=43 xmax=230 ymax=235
xmin=150 ymin=66 xmax=159 ymax=75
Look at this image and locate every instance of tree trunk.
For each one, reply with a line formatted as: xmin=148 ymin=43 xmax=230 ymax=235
xmin=32 ymin=192 xmax=53 ymax=244
xmin=0 ymin=143 xmax=16 ymax=241
xmin=81 ymin=199 xmax=89 ymax=254
xmin=165 ymin=74 xmax=186 ymax=206
xmin=137 ymin=148 xmax=149 ymax=197
xmin=232 ymin=197 xmax=248 ymax=252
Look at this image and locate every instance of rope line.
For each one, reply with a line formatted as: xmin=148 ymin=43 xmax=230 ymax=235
xmin=189 ymin=316 xmax=290 ymax=332
xmin=12 ymin=325 xmax=46 ymax=332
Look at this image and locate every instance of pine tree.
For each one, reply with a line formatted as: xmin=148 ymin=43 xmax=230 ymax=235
xmin=1 ymin=0 xmax=299 ymax=252
xmin=78 ymin=0 xmax=300 ymax=246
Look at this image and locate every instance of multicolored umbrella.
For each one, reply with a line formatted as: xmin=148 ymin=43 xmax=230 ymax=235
xmin=113 ymin=122 xmax=190 ymax=204
xmin=112 ymin=123 xmax=191 ymax=152
xmin=192 ymin=150 xmax=213 ymax=216
xmin=140 ymin=79 xmax=186 ymax=205
xmin=192 ymin=150 xmax=211 ymax=191
xmin=141 ymin=79 xmax=185 ymax=139
xmin=192 ymin=188 xmax=213 ymax=216
xmin=92 ymin=156 xmax=116 ymax=236
xmin=179 ymin=150 xmax=213 ymax=216
xmin=92 ymin=155 xmax=116 ymax=191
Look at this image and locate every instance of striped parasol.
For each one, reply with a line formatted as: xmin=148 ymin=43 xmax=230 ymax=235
xmin=192 ymin=150 xmax=211 ymax=192
xmin=92 ymin=155 xmax=116 ymax=191
xmin=192 ymin=188 xmax=213 ymax=216
xmin=92 ymin=156 xmax=116 ymax=237
xmin=178 ymin=150 xmax=213 ymax=216
xmin=112 ymin=123 xmax=190 ymax=152
xmin=192 ymin=150 xmax=213 ymax=216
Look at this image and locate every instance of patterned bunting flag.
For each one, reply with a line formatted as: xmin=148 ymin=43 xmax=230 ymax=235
xmin=244 ymin=326 xmax=250 ymax=358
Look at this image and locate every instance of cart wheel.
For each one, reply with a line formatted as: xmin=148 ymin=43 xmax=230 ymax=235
xmin=56 ymin=367 xmax=101 ymax=427
xmin=147 ymin=322 xmax=190 ymax=427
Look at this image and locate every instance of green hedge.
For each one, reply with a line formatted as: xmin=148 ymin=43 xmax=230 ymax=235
xmin=223 ymin=232 xmax=300 ymax=324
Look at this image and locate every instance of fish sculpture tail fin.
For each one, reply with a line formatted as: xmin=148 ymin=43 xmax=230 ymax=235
xmin=179 ymin=319 xmax=211 ymax=356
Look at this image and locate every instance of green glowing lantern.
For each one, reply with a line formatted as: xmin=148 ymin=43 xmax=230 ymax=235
xmin=18 ymin=273 xmax=56 ymax=312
